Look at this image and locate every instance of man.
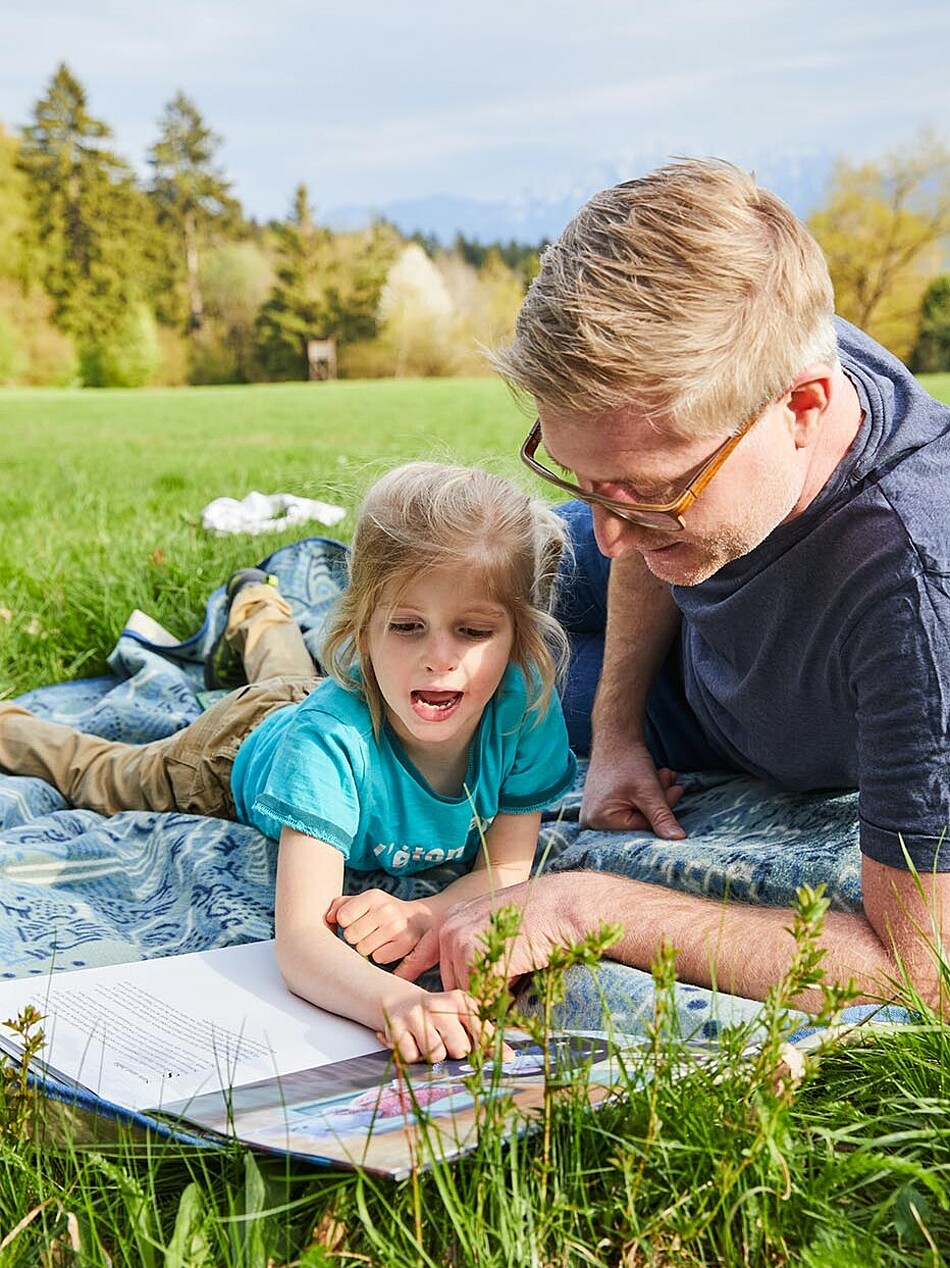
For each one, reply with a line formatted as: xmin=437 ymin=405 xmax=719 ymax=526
xmin=397 ymin=158 xmax=950 ymax=1011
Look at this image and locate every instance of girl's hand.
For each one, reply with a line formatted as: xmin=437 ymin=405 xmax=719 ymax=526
xmin=380 ymin=989 xmax=487 ymax=1063
xmin=327 ymin=890 xmax=433 ymax=964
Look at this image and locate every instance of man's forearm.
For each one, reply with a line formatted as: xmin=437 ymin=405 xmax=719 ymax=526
xmin=581 ymin=552 xmax=686 ymax=835
xmin=593 ymin=551 xmax=680 ymax=740
xmin=537 ymin=872 xmax=901 ymax=1009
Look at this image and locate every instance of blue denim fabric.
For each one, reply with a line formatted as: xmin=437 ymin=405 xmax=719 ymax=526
xmin=553 ymin=501 xmax=735 ymax=774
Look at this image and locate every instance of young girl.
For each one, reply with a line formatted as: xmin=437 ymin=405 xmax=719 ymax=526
xmin=0 ymin=463 xmax=576 ymax=1063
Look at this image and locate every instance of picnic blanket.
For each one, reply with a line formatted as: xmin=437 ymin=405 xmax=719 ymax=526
xmin=0 ymin=536 xmax=883 ymax=1042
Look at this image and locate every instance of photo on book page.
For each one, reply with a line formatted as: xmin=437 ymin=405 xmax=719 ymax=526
xmin=158 ymin=1033 xmax=618 ymax=1179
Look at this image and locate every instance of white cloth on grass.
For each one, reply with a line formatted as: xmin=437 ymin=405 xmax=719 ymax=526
xmin=201 ymin=491 xmax=346 ymax=535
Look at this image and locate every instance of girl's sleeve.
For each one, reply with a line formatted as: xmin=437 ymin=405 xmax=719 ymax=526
xmin=251 ymin=714 xmax=365 ymax=856
xmin=497 ymin=678 xmax=577 ymax=814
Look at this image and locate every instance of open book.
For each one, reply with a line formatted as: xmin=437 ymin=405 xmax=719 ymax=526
xmin=0 ymin=941 xmax=622 ymax=1178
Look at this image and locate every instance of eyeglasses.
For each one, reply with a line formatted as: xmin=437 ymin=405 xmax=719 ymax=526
xmin=519 ymin=408 xmax=763 ymax=532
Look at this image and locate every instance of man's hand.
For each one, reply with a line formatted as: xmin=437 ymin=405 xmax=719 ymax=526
xmin=327 ymin=890 xmax=433 ymax=965
xmin=395 ymin=878 xmax=581 ymax=990
xmin=581 ymin=735 xmax=685 ymax=838
xmin=380 ymin=988 xmax=488 ymax=1063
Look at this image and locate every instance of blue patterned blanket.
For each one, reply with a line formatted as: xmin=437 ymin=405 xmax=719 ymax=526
xmin=0 ymin=537 xmax=886 ymax=1040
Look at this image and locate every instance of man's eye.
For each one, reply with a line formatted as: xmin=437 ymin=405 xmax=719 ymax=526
xmin=600 ymin=478 xmax=672 ymax=503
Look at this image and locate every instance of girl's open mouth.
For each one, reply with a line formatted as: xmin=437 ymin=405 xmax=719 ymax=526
xmin=411 ymin=690 xmax=463 ymax=720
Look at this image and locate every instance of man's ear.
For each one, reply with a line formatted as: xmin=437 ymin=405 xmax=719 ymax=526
xmin=787 ymin=369 xmax=832 ymax=447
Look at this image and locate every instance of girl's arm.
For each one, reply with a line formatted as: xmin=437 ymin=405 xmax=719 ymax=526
xmin=275 ymin=825 xmax=485 ymax=1063
xmin=327 ymin=811 xmax=541 ymax=969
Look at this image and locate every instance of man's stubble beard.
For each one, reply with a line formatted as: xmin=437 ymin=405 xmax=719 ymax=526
xmin=638 ymin=473 xmax=804 ymax=587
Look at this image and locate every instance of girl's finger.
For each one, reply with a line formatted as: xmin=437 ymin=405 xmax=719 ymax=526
xmin=343 ymin=914 xmax=379 ymax=947
xmin=394 ymin=1031 xmax=423 ymax=1064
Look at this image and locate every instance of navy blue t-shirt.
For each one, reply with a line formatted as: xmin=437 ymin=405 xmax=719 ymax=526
xmin=673 ymin=319 xmax=950 ymax=870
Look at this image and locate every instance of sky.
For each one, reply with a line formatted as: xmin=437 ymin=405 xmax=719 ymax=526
xmin=1 ymin=0 xmax=949 ymax=232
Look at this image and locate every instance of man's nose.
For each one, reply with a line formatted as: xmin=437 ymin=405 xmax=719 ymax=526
xmin=591 ymin=505 xmax=641 ymax=558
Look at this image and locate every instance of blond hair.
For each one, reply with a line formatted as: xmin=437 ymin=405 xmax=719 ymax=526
xmin=493 ymin=158 xmax=837 ymax=437
xmin=321 ymin=462 xmax=568 ymax=733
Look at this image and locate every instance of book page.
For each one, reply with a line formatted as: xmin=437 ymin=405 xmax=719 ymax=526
xmin=161 ymin=1033 xmax=619 ymax=1178
xmin=0 ymin=941 xmax=383 ymax=1110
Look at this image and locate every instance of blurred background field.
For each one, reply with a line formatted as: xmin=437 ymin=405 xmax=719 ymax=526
xmin=0 ymin=378 xmax=533 ymax=697
xmin=3 ymin=373 xmax=949 ymax=700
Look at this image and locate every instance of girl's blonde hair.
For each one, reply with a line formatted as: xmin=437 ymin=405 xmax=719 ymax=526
xmin=321 ymin=462 xmax=569 ymax=733
xmin=492 ymin=158 xmax=838 ymax=438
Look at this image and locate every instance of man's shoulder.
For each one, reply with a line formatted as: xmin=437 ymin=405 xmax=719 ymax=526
xmin=835 ymin=317 xmax=906 ymax=377
xmin=837 ymin=317 xmax=949 ymax=433
xmin=833 ymin=318 xmax=950 ymax=561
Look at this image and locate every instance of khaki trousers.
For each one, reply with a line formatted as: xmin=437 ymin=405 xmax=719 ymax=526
xmin=226 ymin=582 xmax=316 ymax=684
xmin=0 ymin=583 xmax=319 ymax=819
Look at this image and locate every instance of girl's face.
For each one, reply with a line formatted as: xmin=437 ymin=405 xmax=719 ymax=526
xmin=365 ymin=564 xmax=515 ymax=773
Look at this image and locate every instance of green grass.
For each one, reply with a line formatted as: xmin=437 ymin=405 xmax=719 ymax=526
xmin=0 ymin=378 xmax=532 ymax=696
xmin=919 ymin=372 xmax=950 ymax=403
xmin=1 ymin=917 xmax=948 ymax=1266
xmin=1 ymin=377 xmax=949 ymax=1265
xmin=3 ymin=372 xmax=949 ymax=699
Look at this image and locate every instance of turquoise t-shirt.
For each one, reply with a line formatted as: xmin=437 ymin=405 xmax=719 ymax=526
xmin=230 ymin=664 xmax=577 ymax=875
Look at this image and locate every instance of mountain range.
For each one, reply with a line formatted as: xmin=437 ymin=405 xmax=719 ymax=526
xmin=326 ymin=152 xmax=836 ymax=247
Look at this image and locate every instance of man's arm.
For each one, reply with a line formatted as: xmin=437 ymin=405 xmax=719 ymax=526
xmin=861 ymin=856 xmax=948 ymax=1008
xmin=435 ymin=861 xmax=949 ymax=1010
xmin=581 ymin=549 xmax=687 ymax=838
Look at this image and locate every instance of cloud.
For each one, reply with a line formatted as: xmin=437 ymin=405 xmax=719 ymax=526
xmin=1 ymin=0 xmax=949 ymax=220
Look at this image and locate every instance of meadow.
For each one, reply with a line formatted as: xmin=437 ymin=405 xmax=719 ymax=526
xmin=0 ymin=379 xmax=949 ymax=1265
xmin=0 ymin=378 xmax=531 ymax=696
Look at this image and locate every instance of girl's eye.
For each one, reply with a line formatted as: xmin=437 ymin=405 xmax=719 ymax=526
xmin=461 ymin=626 xmax=494 ymax=640
xmin=388 ymin=621 xmax=421 ymax=635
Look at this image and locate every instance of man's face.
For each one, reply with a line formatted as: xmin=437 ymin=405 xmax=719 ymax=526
xmin=540 ymin=402 xmax=808 ymax=586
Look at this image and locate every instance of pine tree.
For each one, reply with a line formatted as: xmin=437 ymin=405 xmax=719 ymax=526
xmin=17 ymin=63 xmax=156 ymax=354
xmin=255 ymin=187 xmax=398 ymax=380
xmin=336 ymin=220 xmax=402 ymax=344
xmin=254 ymin=185 xmax=340 ymax=378
xmin=0 ymin=123 xmax=34 ymax=283
xmin=148 ymin=93 xmax=240 ymax=333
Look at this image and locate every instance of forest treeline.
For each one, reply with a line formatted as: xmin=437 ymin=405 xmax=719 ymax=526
xmin=2 ymin=64 xmax=950 ymax=388
xmin=0 ymin=64 xmax=541 ymax=387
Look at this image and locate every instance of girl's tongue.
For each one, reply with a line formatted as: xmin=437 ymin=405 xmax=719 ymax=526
xmin=411 ymin=690 xmax=462 ymax=718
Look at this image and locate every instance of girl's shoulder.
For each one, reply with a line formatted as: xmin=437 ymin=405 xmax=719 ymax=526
xmin=492 ymin=662 xmax=567 ymax=737
xmin=292 ymin=677 xmax=374 ymax=737
xmin=495 ymin=661 xmax=529 ymax=704
xmin=492 ymin=661 xmax=549 ymax=722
